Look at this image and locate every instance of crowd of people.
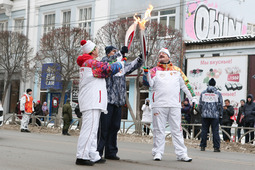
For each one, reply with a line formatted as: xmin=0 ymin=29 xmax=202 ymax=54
xmin=16 ymin=89 xmax=49 ymax=133
xmin=16 ymin=38 xmax=254 ymax=167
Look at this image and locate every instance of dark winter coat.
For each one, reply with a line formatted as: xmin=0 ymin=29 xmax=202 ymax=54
xmin=101 ymin=53 xmax=143 ymax=106
xmin=34 ymin=104 xmax=43 ymax=116
xmin=222 ymin=105 xmax=234 ymax=125
xmin=236 ymin=105 xmax=245 ymax=126
xmin=181 ymin=103 xmax=192 ymax=123
xmin=199 ymin=86 xmax=223 ymax=119
xmin=243 ymin=94 xmax=255 ymax=123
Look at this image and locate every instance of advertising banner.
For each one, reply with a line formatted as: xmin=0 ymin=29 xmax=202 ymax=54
xmin=41 ymin=63 xmax=62 ymax=90
xmin=187 ymin=56 xmax=248 ymax=117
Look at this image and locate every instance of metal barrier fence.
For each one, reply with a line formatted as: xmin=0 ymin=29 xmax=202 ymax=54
xmin=3 ymin=113 xmax=255 ymax=144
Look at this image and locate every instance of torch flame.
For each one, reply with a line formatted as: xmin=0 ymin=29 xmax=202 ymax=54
xmin=133 ymin=4 xmax=153 ymax=30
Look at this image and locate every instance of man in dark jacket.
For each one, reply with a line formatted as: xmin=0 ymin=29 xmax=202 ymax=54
xmin=236 ymin=99 xmax=245 ymax=142
xmin=243 ymin=94 xmax=255 ymax=143
xmin=97 ymin=46 xmax=143 ymax=160
xmin=199 ymin=78 xmax=223 ymax=152
xmin=62 ymin=98 xmax=72 ymax=136
xmin=221 ymin=99 xmax=234 ymax=142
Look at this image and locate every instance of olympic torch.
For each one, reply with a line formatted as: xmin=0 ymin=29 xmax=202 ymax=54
xmin=134 ymin=5 xmax=153 ymax=67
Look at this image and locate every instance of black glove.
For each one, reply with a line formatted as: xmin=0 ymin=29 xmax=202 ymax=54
xmin=121 ymin=46 xmax=128 ymax=55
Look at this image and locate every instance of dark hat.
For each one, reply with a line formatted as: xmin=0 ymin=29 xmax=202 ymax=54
xmin=66 ymin=98 xmax=70 ymax=102
xmin=105 ymin=46 xmax=117 ymax=56
xmin=208 ymin=78 xmax=216 ymax=86
xmin=26 ymin=88 xmax=32 ymax=93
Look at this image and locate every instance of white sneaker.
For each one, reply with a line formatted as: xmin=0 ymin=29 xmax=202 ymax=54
xmin=153 ymin=153 xmax=162 ymax=161
xmin=177 ymin=156 xmax=192 ymax=162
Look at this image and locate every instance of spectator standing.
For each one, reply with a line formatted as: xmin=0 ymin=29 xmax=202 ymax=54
xmin=199 ymin=78 xmax=223 ymax=152
xmin=62 ymin=98 xmax=72 ymax=136
xmin=34 ymin=100 xmax=43 ymax=116
xmin=236 ymin=99 xmax=245 ymax=142
xmin=243 ymin=94 xmax=255 ymax=143
xmin=42 ymin=102 xmax=49 ymax=121
xmin=141 ymin=98 xmax=152 ymax=135
xmin=20 ymin=88 xmax=34 ymax=133
xmin=221 ymin=99 xmax=234 ymax=142
xmin=181 ymin=98 xmax=192 ymax=139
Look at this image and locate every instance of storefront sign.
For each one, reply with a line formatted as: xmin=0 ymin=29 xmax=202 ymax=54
xmin=41 ymin=63 xmax=62 ymax=90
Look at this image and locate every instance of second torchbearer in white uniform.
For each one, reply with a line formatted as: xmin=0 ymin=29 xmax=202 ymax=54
xmin=143 ymin=48 xmax=197 ymax=162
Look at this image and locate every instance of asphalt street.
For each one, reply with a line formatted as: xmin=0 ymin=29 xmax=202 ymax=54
xmin=0 ymin=129 xmax=255 ymax=170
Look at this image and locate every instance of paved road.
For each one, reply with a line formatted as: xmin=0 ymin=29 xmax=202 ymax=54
xmin=0 ymin=129 xmax=255 ymax=170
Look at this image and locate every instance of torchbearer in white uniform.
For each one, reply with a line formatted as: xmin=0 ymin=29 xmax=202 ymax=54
xmin=75 ymin=40 xmax=123 ymax=166
xmin=143 ymin=48 xmax=197 ymax=162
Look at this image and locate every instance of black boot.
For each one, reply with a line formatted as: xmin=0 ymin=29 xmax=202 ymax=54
xmin=62 ymin=129 xmax=67 ymax=135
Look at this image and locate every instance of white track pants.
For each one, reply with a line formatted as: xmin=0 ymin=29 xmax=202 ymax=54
xmin=20 ymin=113 xmax=30 ymax=130
xmin=152 ymin=107 xmax=187 ymax=158
xmin=76 ymin=109 xmax=101 ymax=162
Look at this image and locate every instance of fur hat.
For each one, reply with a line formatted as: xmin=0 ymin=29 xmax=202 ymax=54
xmin=80 ymin=40 xmax=96 ymax=54
xmin=208 ymin=78 xmax=216 ymax=86
xmin=159 ymin=48 xmax=170 ymax=58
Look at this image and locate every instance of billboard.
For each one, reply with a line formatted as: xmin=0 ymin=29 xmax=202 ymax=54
xmin=187 ymin=56 xmax=248 ymax=115
xmin=184 ymin=0 xmax=255 ymax=40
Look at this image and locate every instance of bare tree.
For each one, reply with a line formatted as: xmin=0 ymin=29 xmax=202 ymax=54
xmin=95 ymin=19 xmax=184 ymax=133
xmin=36 ymin=27 xmax=89 ymax=127
xmin=0 ymin=31 xmax=33 ymax=106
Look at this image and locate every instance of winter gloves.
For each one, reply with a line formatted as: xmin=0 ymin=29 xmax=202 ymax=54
xmin=120 ymin=46 xmax=128 ymax=55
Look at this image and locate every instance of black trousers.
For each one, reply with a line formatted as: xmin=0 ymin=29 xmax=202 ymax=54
xmin=200 ymin=118 xmax=220 ymax=149
xmin=244 ymin=122 xmax=254 ymax=143
xmin=222 ymin=122 xmax=232 ymax=141
xmin=97 ymin=103 xmax=122 ymax=157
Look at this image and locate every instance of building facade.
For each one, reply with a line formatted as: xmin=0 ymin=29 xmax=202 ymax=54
xmin=0 ymin=0 xmax=254 ymax=121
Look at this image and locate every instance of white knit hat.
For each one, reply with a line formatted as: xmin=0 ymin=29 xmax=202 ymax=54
xmin=81 ymin=40 xmax=96 ymax=54
xmin=159 ymin=48 xmax=170 ymax=58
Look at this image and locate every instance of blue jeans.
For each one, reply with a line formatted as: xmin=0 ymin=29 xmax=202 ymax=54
xmin=200 ymin=118 xmax=220 ymax=149
xmin=97 ymin=103 xmax=122 ymax=157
